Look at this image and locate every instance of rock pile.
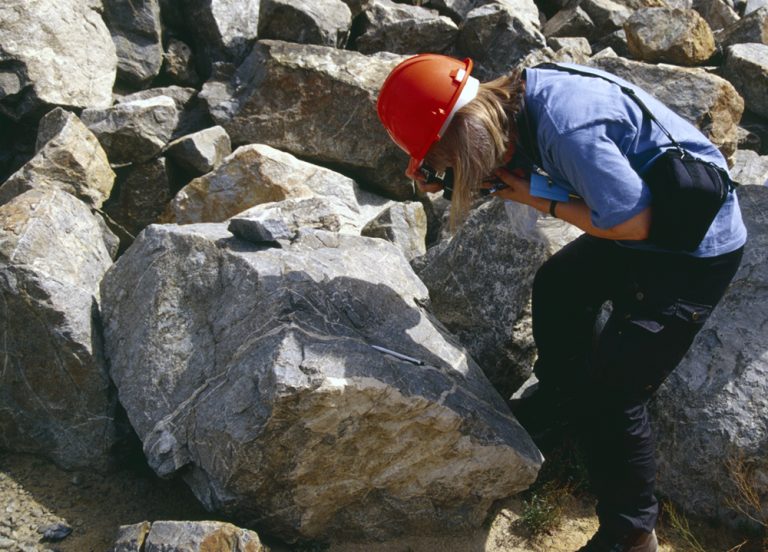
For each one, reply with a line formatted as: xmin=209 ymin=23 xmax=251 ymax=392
xmin=0 ymin=0 xmax=766 ymax=549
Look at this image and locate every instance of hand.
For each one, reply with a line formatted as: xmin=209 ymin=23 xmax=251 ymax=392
xmin=488 ymin=167 xmax=532 ymax=204
xmin=406 ymin=168 xmax=444 ymax=194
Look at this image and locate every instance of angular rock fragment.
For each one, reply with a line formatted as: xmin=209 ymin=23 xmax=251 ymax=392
xmin=165 ymin=126 xmax=232 ymax=176
xmin=722 ymin=43 xmax=768 ymax=120
xmin=259 ymin=0 xmax=352 ymax=48
xmin=361 ymin=202 xmax=427 ymax=261
xmin=103 ymin=0 xmax=164 ymax=87
xmin=624 ymin=8 xmax=716 ymax=65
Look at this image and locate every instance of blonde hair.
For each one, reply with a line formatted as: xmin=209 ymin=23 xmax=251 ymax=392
xmin=424 ymin=70 xmax=525 ymax=232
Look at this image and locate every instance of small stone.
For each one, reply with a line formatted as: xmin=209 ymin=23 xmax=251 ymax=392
xmin=0 ymin=537 xmax=14 ymax=549
xmin=38 ymin=523 xmax=72 ymax=542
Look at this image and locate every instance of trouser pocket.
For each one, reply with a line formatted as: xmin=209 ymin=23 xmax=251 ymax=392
xmin=590 ymin=298 xmax=713 ymax=402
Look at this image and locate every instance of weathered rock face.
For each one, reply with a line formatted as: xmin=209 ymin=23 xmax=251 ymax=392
xmin=110 ymin=520 xmax=266 ymax=552
xmin=417 ymin=200 xmax=550 ymax=399
xmin=722 ymin=43 xmax=768 ymax=120
xmin=651 ymin=185 xmax=768 ymax=526
xmin=166 ymin=144 xmax=383 ymax=226
xmin=259 ymin=0 xmax=352 ymax=48
xmin=717 ymin=6 xmax=768 ymax=47
xmin=200 ymin=41 xmax=413 ymax=199
xmin=115 ymin=86 xmax=212 ymax=140
xmin=458 ymin=2 xmax=547 ymax=80
xmin=543 ymin=6 xmax=596 ymax=39
xmin=0 ymin=1 xmax=117 ymax=120
xmin=361 ymin=202 xmax=427 ymax=261
xmin=0 ymin=108 xmax=115 ymax=208
xmin=103 ymin=0 xmax=164 ymax=87
xmin=81 ymin=97 xmax=180 ymax=165
xmin=692 ymin=0 xmax=739 ymax=31
xmin=185 ymin=0 xmax=261 ymax=67
xmin=165 ymin=126 xmax=232 ymax=176
xmin=624 ymin=8 xmax=716 ymax=65
xmin=589 ymin=56 xmax=744 ymax=159
xmin=731 ymin=149 xmax=768 ymax=186
xmin=162 ymin=39 xmax=201 ymax=88
xmin=353 ymin=0 xmax=458 ymax=55
xmin=0 ymin=188 xmax=117 ymax=471
xmin=101 ymin=223 xmax=542 ymax=542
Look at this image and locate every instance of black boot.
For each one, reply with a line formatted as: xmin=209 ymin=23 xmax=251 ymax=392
xmin=577 ymin=528 xmax=658 ymax=552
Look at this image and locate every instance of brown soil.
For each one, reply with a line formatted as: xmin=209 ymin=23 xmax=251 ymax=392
xmin=0 ymin=452 xmax=759 ymax=552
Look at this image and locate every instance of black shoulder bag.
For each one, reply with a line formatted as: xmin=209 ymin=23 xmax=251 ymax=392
xmin=535 ymin=63 xmax=737 ymax=252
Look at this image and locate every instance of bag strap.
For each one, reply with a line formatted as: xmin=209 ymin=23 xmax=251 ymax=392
xmin=534 ymin=63 xmax=687 ymax=156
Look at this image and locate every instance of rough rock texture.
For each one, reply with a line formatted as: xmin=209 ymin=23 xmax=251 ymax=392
xmin=162 ymin=39 xmax=200 ymax=88
xmin=354 ymin=0 xmax=458 ymax=55
xmin=115 ymin=86 xmax=212 ymax=140
xmin=165 ymin=126 xmax=232 ymax=176
xmin=0 ymin=108 xmax=115 ymax=208
xmin=417 ymin=201 xmax=550 ymax=399
xmin=201 ymin=40 xmax=413 ymax=199
xmin=548 ymin=37 xmax=593 ymax=56
xmin=590 ymin=56 xmax=744 ymax=159
xmin=580 ymin=0 xmax=635 ymax=35
xmin=81 ymin=97 xmax=179 ymax=165
xmin=722 ymin=43 xmax=768 ymax=120
xmin=166 ymin=144 xmax=388 ymax=226
xmin=0 ymin=1 xmax=117 ymax=120
xmin=103 ymin=158 xmax=176 ymax=242
xmin=624 ymin=8 xmax=716 ymax=65
xmin=259 ymin=0 xmax=352 ymax=48
xmin=543 ymin=6 xmax=596 ymax=39
xmin=101 ymin=223 xmax=542 ymax=542
xmin=718 ymin=6 xmax=768 ymax=47
xmin=361 ymin=202 xmax=427 ymax=261
xmin=458 ymin=2 xmax=547 ymax=80
xmin=0 ymin=189 xmax=117 ymax=471
xmin=103 ymin=0 xmax=164 ymax=87
xmin=731 ymin=149 xmax=768 ymax=186
xmin=228 ymin=197 xmax=364 ymax=242
xmin=185 ymin=0 xmax=261 ymax=66
xmin=651 ymin=185 xmax=768 ymax=525
xmin=110 ymin=520 xmax=266 ymax=552
xmin=426 ymin=0 xmax=478 ymax=19
xmin=692 ymin=0 xmax=739 ymax=31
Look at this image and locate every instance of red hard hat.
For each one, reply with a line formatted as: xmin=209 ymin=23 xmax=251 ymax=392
xmin=377 ymin=54 xmax=479 ymax=177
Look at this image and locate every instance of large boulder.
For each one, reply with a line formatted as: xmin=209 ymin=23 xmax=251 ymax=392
xmin=110 ymin=521 xmax=266 ymax=552
xmin=651 ymin=185 xmax=768 ymax=526
xmin=101 ymin=223 xmax=542 ymax=542
xmin=0 ymin=108 xmax=115 ymax=208
xmin=692 ymin=0 xmax=739 ymax=31
xmin=0 ymin=189 xmax=118 ymax=471
xmin=717 ymin=6 xmax=768 ymax=47
xmin=103 ymin=0 xmax=164 ymax=87
xmin=353 ymin=0 xmax=458 ymax=55
xmin=589 ymin=56 xmax=744 ymax=159
xmin=200 ymin=41 xmax=413 ymax=199
xmin=624 ymin=8 xmax=716 ymax=65
xmin=457 ymin=2 xmax=547 ymax=80
xmin=722 ymin=43 xmax=768 ymax=120
xmin=81 ymin=97 xmax=180 ymax=165
xmin=165 ymin=144 xmax=388 ymax=227
xmin=416 ymin=200 xmax=550 ymax=399
xmin=0 ymin=0 xmax=117 ymax=120
xmin=259 ymin=0 xmax=352 ymax=48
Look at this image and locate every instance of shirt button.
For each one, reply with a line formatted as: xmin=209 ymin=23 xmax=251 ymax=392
xmin=692 ymin=312 xmax=701 ymax=321
xmin=636 ymin=292 xmax=644 ymax=301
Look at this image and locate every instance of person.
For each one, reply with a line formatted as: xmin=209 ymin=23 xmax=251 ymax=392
xmin=376 ymin=54 xmax=747 ymax=552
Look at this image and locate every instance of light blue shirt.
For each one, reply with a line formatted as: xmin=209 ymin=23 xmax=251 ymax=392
xmin=524 ymin=64 xmax=747 ymax=257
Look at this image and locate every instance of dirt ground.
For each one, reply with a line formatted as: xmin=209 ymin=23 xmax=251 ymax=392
xmin=0 ymin=452 xmax=760 ymax=552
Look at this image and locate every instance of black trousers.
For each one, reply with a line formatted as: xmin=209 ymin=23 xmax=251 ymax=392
xmin=531 ymin=234 xmax=743 ymax=537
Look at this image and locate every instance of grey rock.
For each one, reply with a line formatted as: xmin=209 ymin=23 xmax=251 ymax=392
xmin=458 ymin=2 xmax=547 ymax=80
xmin=101 ymin=223 xmax=542 ymax=541
xmin=354 ymin=0 xmax=458 ymax=55
xmin=109 ymin=521 xmax=151 ymax=552
xmin=185 ymin=0 xmax=261 ymax=65
xmin=651 ymin=185 xmax=768 ymax=526
xmin=692 ymin=0 xmax=740 ymax=31
xmin=417 ymin=200 xmax=550 ymax=399
xmin=589 ymin=56 xmax=744 ymax=159
xmin=0 ymin=1 xmax=117 ymax=120
xmin=165 ymin=126 xmax=232 ymax=176
xmin=542 ymin=6 xmax=595 ymax=39
xmin=228 ymin=196 xmax=363 ymax=241
xmin=579 ymin=0 xmax=634 ymax=36
xmin=259 ymin=0 xmax=352 ymax=48
xmin=361 ymin=202 xmax=428 ymax=261
xmin=162 ymin=39 xmax=201 ymax=88
xmin=200 ymin=40 xmax=414 ymax=199
xmin=0 ymin=189 xmax=117 ymax=471
xmin=115 ymin=86 xmax=212 ymax=139
xmin=722 ymin=43 xmax=768 ymax=120
xmin=425 ymin=0 xmax=478 ymax=19
xmin=625 ymin=8 xmax=716 ymax=65
xmin=547 ymin=37 xmax=593 ymax=56
xmin=340 ymin=0 xmax=374 ymax=17
xmin=717 ymin=6 xmax=768 ymax=47
xmin=0 ymin=108 xmax=115 ymax=208
xmin=103 ymin=0 xmax=163 ymax=87
xmin=109 ymin=521 xmax=265 ymax=552
xmin=746 ymin=0 xmax=768 ymax=14
xmin=737 ymin=125 xmax=763 ymax=152
xmin=81 ymin=97 xmax=179 ymax=165
xmin=103 ymin=158 xmax=176 ymax=242
xmin=730 ymin=149 xmax=768 ymax=186
xmin=38 ymin=522 xmax=72 ymax=542
xmin=592 ymin=29 xmax=632 ymax=56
